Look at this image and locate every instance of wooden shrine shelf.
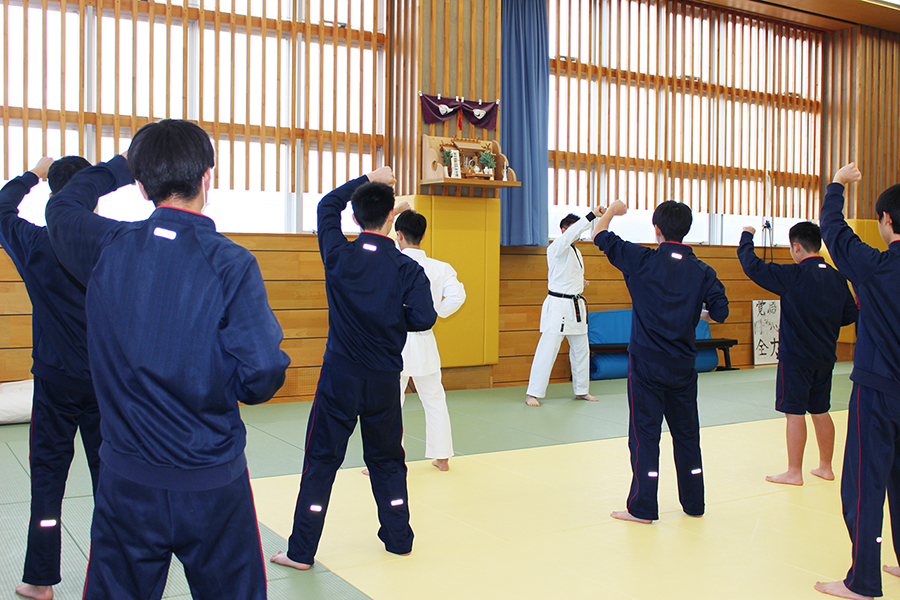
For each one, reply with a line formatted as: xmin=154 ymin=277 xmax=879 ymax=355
xmin=420 ymin=135 xmax=521 ymax=192
xmin=420 ymin=176 xmax=521 ymax=188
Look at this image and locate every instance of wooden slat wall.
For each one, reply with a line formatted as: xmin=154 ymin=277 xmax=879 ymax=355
xmin=226 ymin=233 xmax=326 ymax=402
xmin=495 ymin=242 xmax=819 ymax=389
xmin=0 ymin=234 xmax=858 ymax=397
xmin=386 ymin=0 xmax=419 ymax=195
xmin=549 ymin=0 xmax=823 ymax=219
xmin=0 ymin=234 xmax=330 ymax=401
xmin=0 ymin=0 xmax=387 ymax=198
xmin=822 ymin=26 xmax=900 ymax=219
xmin=399 ymin=0 xmax=501 ymax=197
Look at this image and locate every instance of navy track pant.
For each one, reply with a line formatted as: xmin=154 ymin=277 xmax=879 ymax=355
xmin=840 ymin=383 xmax=900 ymax=598
xmin=23 ymin=377 xmax=101 ymax=586
xmin=287 ymin=361 xmax=412 ymax=565
xmin=83 ymin=464 xmax=266 ymax=600
xmin=625 ymin=353 xmax=704 ymax=521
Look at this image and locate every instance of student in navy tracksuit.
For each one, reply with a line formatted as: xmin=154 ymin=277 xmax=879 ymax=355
xmin=271 ymin=168 xmax=436 ymax=571
xmin=45 ymin=120 xmax=290 ymax=600
xmin=0 ymin=156 xmax=98 ymax=600
xmin=815 ymin=164 xmax=900 ymax=600
xmin=738 ymin=222 xmax=857 ymax=487
xmin=592 ymin=200 xmax=728 ymax=524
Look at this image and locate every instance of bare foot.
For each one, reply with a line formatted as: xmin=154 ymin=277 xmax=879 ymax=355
xmin=432 ymin=459 xmax=449 ymax=471
xmin=814 ymin=580 xmax=872 ymax=599
xmin=361 ymin=468 xmax=370 ymax=476
xmin=576 ymin=393 xmax=599 ymax=402
xmin=610 ymin=510 xmax=652 ymax=524
xmin=525 ymin=395 xmax=541 ymax=407
xmin=883 ymin=565 xmax=900 ymax=577
xmin=766 ymin=470 xmax=803 ymax=486
xmin=811 ymin=466 xmax=835 ymax=481
xmin=15 ymin=584 xmax=53 ymax=600
xmin=270 ymin=551 xmax=311 ymax=571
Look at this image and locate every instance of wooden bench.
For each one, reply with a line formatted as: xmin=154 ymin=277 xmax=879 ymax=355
xmin=589 ymin=338 xmax=739 ymax=371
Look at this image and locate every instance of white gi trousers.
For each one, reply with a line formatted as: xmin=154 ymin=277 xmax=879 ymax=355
xmin=401 ymin=373 xmax=453 ymax=459
xmin=398 ymin=249 xmax=465 ymax=462
xmin=525 ymin=295 xmax=591 ymax=399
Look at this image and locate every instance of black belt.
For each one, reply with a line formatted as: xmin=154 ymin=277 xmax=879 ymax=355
xmin=548 ymin=291 xmax=587 ymax=324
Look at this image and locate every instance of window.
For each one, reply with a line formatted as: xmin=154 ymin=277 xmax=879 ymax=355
xmin=0 ymin=0 xmax=387 ymax=233
xmin=547 ymin=0 xmax=822 ymax=244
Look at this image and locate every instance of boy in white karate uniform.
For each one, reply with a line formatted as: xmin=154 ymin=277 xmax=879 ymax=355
xmin=394 ymin=206 xmax=466 ymax=471
xmin=525 ymin=208 xmax=603 ymax=407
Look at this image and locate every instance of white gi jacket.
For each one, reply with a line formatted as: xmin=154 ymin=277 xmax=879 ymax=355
xmin=540 ymin=215 xmax=592 ymax=336
xmin=400 ymin=248 xmax=467 ymax=376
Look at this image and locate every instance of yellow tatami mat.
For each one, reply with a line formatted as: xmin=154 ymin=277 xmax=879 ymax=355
xmin=253 ymin=411 xmax=900 ymax=600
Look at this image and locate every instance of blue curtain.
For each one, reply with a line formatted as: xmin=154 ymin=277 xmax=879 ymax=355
xmin=499 ymin=0 xmax=549 ymax=246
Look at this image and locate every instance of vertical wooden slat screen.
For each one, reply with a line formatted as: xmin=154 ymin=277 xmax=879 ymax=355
xmin=228 ymin=0 xmax=236 ymax=190
xmin=244 ymin=0 xmax=251 ymax=190
xmin=40 ymin=0 xmax=47 ymax=155
xmin=0 ymin=0 xmax=389 ymax=215
xmin=315 ymin=0 xmax=323 ymax=192
xmin=822 ymin=25 xmax=900 ymax=219
xmin=344 ymin=3 xmax=351 ymax=183
xmin=395 ymin=0 xmax=501 ymax=197
xmin=297 ymin=0 xmax=307 ymax=193
xmin=3 ymin=0 xmax=8 ymax=175
xmin=549 ymin=0 xmax=823 ymax=219
xmin=59 ymin=0 xmax=66 ymax=155
xmin=260 ymin=0 xmax=267 ymax=190
xmin=113 ymin=0 xmax=120 ymax=152
xmin=329 ymin=3 xmax=336 ymax=191
xmin=357 ymin=0 xmax=364 ymax=176
xmin=93 ymin=0 xmax=100 ymax=155
xmin=77 ymin=0 xmax=85 ymax=157
xmin=212 ymin=0 xmax=221 ymax=188
xmin=23 ymin=0 xmax=28 ymax=163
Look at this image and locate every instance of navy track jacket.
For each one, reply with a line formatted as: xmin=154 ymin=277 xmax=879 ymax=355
xmin=0 ymin=171 xmax=93 ymax=392
xmin=317 ymin=176 xmax=436 ymax=381
xmin=737 ymin=230 xmax=858 ymax=369
xmin=594 ymin=232 xmax=729 ymax=369
xmin=820 ymin=182 xmax=900 ymax=399
xmin=45 ymin=155 xmax=290 ymax=490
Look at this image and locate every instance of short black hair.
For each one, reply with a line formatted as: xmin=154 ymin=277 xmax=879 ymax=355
xmin=395 ymin=209 xmax=427 ymax=245
xmin=876 ymin=184 xmax=900 ymax=234
xmin=652 ymin=201 xmax=693 ymax=242
xmin=560 ymin=213 xmax=579 ymax=230
xmin=350 ymin=181 xmax=395 ymax=231
xmin=127 ymin=119 xmax=215 ymax=205
xmin=48 ymin=156 xmax=91 ymax=194
xmin=789 ymin=221 xmax=821 ymax=253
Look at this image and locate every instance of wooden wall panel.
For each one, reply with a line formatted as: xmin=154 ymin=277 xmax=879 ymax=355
xmin=495 ymin=240 xmax=805 ymax=389
xmin=0 ymin=252 xmax=20 ymax=280
xmin=0 ymin=315 xmax=32 ymax=348
xmin=441 ymin=365 xmax=493 ymax=390
xmin=0 ymin=232 xmax=854 ymax=397
xmin=0 ymin=282 xmax=32 ymax=315
xmin=236 ymin=233 xmax=328 ymax=402
xmin=399 ymin=0 xmax=501 ymax=198
xmin=263 ymin=281 xmax=328 ymax=311
xmin=822 ymin=26 xmax=900 ymax=219
xmin=272 ymin=309 xmax=329 ymax=338
xmin=0 ymin=347 xmax=33 ymax=381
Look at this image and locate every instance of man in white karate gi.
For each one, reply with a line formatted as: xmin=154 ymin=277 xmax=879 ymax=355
xmin=525 ymin=207 xmax=603 ymax=407
xmin=394 ymin=205 xmax=466 ymax=470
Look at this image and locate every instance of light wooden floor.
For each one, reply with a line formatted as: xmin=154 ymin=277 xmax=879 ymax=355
xmin=256 ymin=412 xmax=900 ymax=600
xmin=3 ymin=363 xmax=899 ymax=599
